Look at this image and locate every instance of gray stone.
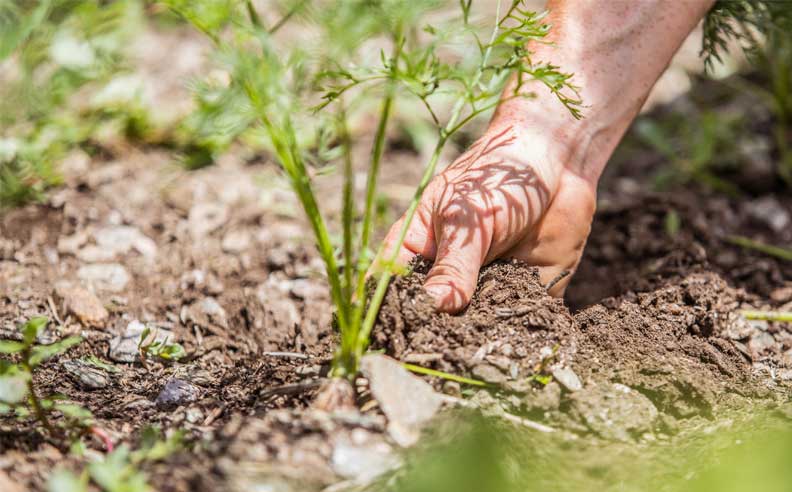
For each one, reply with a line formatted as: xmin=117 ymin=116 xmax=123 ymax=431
xmin=188 ymin=202 xmax=228 ymax=239
xmin=360 ymin=354 xmax=444 ymax=447
xmin=551 ymin=366 xmax=583 ymax=392
xmin=529 ymin=381 xmax=562 ymax=411
xmin=108 ymin=320 xmax=173 ymax=363
xmin=570 ymin=382 xmax=658 ymax=441
xmin=748 ymin=331 xmax=776 ymax=357
xmin=331 ymin=432 xmax=399 ymax=483
xmin=183 ymin=297 xmax=229 ymax=330
xmin=746 ymin=196 xmax=790 ymax=233
xmin=471 ymin=364 xmax=507 ymax=385
xmin=77 ymin=263 xmax=130 ymax=292
xmin=156 ymin=378 xmax=201 ymax=408
xmin=288 ymin=279 xmax=326 ymax=300
xmin=221 ymin=229 xmax=251 ymax=254
xmin=62 ymin=359 xmax=110 ymax=390
xmin=782 ymin=349 xmax=792 ymax=367
xmin=94 ymin=225 xmax=157 ymax=259
xmin=77 ymin=226 xmax=157 ymax=262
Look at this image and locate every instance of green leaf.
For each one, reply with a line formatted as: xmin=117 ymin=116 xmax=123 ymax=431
xmin=0 ymin=372 xmax=30 ymax=404
xmin=54 ymin=403 xmax=93 ymax=422
xmin=89 ymin=445 xmax=152 ymax=492
xmin=0 ymin=0 xmax=52 ymax=61
xmin=665 ymin=209 xmax=681 ymax=238
xmin=0 ymin=340 xmax=25 ymax=353
xmin=21 ymin=316 xmax=49 ymax=346
xmin=156 ymin=343 xmax=186 ymax=361
xmin=82 ymin=355 xmax=120 ymax=373
xmin=134 ymin=427 xmax=184 ymax=462
xmin=29 ymin=336 xmax=82 ymax=367
xmin=47 ymin=468 xmax=89 ymax=492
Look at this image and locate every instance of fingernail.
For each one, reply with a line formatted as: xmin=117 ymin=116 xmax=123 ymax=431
xmin=424 ymin=283 xmax=457 ymax=312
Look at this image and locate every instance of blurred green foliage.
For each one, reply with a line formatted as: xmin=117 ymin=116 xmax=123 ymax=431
xmin=0 ymin=0 xmax=144 ymax=208
xmin=385 ymin=409 xmax=792 ymax=492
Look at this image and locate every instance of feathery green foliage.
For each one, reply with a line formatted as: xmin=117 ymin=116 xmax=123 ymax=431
xmin=167 ymin=0 xmax=582 ymax=377
xmin=0 ymin=0 xmax=144 ymax=208
xmin=703 ymin=0 xmax=792 ymax=184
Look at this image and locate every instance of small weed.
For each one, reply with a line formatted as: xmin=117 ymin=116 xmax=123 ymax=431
xmin=0 ymin=316 xmax=88 ymax=438
xmin=136 ymin=326 xmax=186 ymax=368
xmin=48 ymin=426 xmax=185 ymax=492
xmin=403 ymin=363 xmax=487 ymax=387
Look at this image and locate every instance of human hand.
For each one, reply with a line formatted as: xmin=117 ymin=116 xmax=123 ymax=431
xmin=379 ymin=124 xmax=596 ymax=313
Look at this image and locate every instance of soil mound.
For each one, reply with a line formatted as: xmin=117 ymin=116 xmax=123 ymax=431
xmin=374 ymin=258 xmax=776 ymax=435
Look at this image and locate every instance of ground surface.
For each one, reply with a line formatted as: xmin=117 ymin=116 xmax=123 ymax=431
xmin=2 ymin=20 xmax=792 ymax=492
xmin=1 ymin=116 xmax=790 ymax=491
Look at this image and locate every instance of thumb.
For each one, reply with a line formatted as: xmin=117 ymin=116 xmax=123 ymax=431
xmin=423 ymin=214 xmax=490 ymax=313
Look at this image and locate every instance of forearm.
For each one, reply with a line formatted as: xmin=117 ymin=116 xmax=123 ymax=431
xmin=490 ymin=0 xmax=715 ymax=186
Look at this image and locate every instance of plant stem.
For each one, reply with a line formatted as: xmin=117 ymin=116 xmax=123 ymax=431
xmin=353 ymin=35 xmax=405 ymax=304
xmin=26 ymin=379 xmax=53 ymax=434
xmin=741 ymin=310 xmax=792 ymax=322
xmin=355 ymin=5 xmax=505 ymax=358
xmin=725 ymin=235 xmax=792 ymax=261
xmin=254 ymin=110 xmax=350 ymax=333
xmin=356 ymin=136 xmax=447 ymax=357
xmin=339 ymin=106 xmax=355 ymax=306
xmin=21 ymin=354 xmax=53 ymax=434
xmin=403 ymin=363 xmax=487 ymax=387
xmin=269 ymin=0 xmax=310 ymax=34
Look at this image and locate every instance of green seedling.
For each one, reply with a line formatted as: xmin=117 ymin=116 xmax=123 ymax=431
xmin=48 ymin=426 xmax=184 ymax=492
xmin=404 ymin=363 xmax=487 ymax=387
xmin=168 ymin=0 xmax=582 ymax=379
xmin=725 ymin=235 xmax=792 ymax=261
xmin=664 ymin=209 xmax=681 ymax=238
xmin=741 ymin=310 xmax=792 ymax=323
xmin=525 ymin=344 xmax=558 ymax=387
xmin=137 ymin=326 xmax=186 ymax=368
xmin=0 ymin=316 xmax=83 ymax=434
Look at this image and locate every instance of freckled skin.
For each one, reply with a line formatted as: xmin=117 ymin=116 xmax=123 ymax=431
xmin=381 ymin=0 xmax=716 ymax=313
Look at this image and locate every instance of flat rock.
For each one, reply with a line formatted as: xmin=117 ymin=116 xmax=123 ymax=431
xmin=77 ymin=263 xmax=130 ymax=293
xmin=360 ymin=354 xmax=444 ymax=447
xmin=188 ymin=202 xmax=228 ymax=239
xmin=221 ymin=229 xmax=251 ymax=253
xmin=748 ymin=331 xmax=775 ymax=358
xmin=746 ymin=196 xmax=790 ymax=233
xmin=551 ymin=366 xmax=583 ymax=392
xmin=94 ymin=225 xmax=157 ymax=259
xmin=62 ymin=359 xmax=110 ymax=390
xmin=182 ymin=297 xmax=229 ymax=330
xmin=471 ymin=363 xmax=507 ymax=385
xmin=55 ymin=284 xmax=108 ymax=327
xmin=569 ymin=382 xmax=658 ymax=441
xmin=156 ymin=378 xmax=201 ymax=408
xmin=108 ymin=320 xmax=173 ymax=363
xmin=331 ymin=432 xmax=399 ymax=483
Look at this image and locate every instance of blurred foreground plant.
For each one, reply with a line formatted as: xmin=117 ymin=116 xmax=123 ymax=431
xmin=0 ymin=316 xmax=87 ymax=437
xmin=167 ymin=0 xmax=581 ymax=378
xmin=48 ymin=426 xmax=184 ymax=492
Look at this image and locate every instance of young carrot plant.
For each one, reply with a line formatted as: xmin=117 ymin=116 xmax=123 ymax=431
xmin=166 ymin=0 xmax=582 ymax=377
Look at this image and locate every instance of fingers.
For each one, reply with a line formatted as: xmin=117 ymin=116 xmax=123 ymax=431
xmin=423 ymin=210 xmax=491 ymax=314
xmin=373 ymin=207 xmax=435 ymax=274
